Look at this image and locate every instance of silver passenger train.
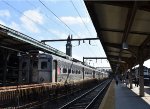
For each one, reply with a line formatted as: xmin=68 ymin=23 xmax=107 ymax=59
xmin=19 ymin=53 xmax=108 ymax=84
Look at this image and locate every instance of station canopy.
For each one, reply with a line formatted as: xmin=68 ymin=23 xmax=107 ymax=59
xmin=0 ymin=24 xmax=68 ymax=58
xmin=85 ymin=1 xmax=150 ymax=72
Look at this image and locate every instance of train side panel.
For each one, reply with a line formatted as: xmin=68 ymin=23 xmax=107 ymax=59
xmin=37 ymin=54 xmax=52 ymax=83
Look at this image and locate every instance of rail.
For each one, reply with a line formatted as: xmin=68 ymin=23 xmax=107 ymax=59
xmin=59 ymin=79 xmax=111 ymax=109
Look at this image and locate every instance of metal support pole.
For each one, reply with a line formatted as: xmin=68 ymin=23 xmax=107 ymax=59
xmin=82 ymin=57 xmax=84 ymax=80
xmin=129 ymin=68 xmax=133 ymax=89
xmin=139 ymin=51 xmax=144 ymax=97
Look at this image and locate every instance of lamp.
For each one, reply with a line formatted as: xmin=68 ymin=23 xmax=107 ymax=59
xmin=122 ymin=42 xmax=128 ymax=49
xmin=17 ymin=52 xmax=21 ymax=57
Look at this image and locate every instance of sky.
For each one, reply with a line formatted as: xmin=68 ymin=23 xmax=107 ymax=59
xmin=0 ymin=0 xmax=149 ymax=69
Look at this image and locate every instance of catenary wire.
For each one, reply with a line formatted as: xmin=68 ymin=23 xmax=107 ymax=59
xmin=39 ymin=0 xmax=80 ymax=38
xmin=26 ymin=0 xmax=71 ymax=35
xmin=78 ymin=0 xmax=105 ymax=57
xmin=70 ymin=0 xmax=98 ymax=57
xmin=38 ymin=0 xmax=97 ymax=59
xmin=2 ymin=0 xmax=59 ymax=39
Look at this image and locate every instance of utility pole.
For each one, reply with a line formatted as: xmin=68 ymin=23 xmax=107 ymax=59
xmin=41 ymin=35 xmax=99 ymax=57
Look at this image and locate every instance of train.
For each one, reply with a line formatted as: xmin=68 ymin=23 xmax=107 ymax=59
xmin=19 ymin=52 xmax=109 ymax=84
xmin=133 ymin=66 xmax=150 ymax=85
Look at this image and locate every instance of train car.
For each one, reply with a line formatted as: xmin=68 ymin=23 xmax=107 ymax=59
xmin=19 ymin=53 xmax=107 ymax=84
xmin=134 ymin=66 xmax=150 ymax=85
xmin=84 ymin=66 xmax=94 ymax=80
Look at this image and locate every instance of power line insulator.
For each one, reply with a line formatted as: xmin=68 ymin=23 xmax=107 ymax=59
xmin=83 ymin=40 xmax=85 ymax=43
xmin=89 ymin=40 xmax=91 ymax=45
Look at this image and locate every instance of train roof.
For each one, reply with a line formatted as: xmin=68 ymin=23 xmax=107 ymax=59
xmin=39 ymin=53 xmax=98 ymax=70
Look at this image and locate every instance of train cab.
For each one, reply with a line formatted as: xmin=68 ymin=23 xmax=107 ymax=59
xmin=36 ymin=54 xmax=52 ymax=83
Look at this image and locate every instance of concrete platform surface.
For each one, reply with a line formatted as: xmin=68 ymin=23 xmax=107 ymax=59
xmin=115 ymin=82 xmax=150 ymax=109
xmin=99 ymin=80 xmax=150 ymax=109
xmin=130 ymin=85 xmax=150 ymax=106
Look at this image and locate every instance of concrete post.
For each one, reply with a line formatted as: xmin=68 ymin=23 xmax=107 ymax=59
xmin=124 ymin=65 xmax=128 ymax=87
xmin=139 ymin=51 xmax=144 ymax=97
xmin=129 ymin=69 xmax=133 ymax=89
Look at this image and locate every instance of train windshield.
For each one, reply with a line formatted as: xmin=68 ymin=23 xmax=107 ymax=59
xmin=41 ymin=61 xmax=47 ymax=69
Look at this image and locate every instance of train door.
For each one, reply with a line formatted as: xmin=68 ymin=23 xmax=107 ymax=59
xmin=32 ymin=60 xmax=38 ymax=83
xmin=93 ymin=71 xmax=95 ymax=78
xmin=19 ymin=56 xmax=30 ymax=84
xmin=98 ymin=72 xmax=100 ymax=80
xmin=38 ymin=57 xmax=51 ymax=83
xmin=52 ymin=60 xmax=57 ymax=82
xmin=82 ymin=67 xmax=84 ymax=80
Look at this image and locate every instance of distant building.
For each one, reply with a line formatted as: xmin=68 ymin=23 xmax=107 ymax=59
xmin=66 ymin=35 xmax=72 ymax=56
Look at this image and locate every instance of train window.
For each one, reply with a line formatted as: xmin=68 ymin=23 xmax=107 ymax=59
xmin=68 ymin=69 xmax=71 ymax=73
xmin=48 ymin=59 xmax=51 ymax=62
xmin=63 ymin=68 xmax=67 ymax=73
xmin=41 ymin=61 xmax=47 ymax=69
xmin=72 ymin=70 xmax=75 ymax=74
xmin=78 ymin=70 xmax=80 ymax=74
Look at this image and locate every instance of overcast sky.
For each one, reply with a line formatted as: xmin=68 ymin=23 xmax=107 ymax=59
xmin=0 ymin=0 xmax=149 ymax=68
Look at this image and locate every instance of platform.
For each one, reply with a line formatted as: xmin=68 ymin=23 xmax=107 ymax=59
xmin=99 ymin=80 xmax=150 ymax=109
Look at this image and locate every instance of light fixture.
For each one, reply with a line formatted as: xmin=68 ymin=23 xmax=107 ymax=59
xmin=17 ymin=52 xmax=21 ymax=57
xmin=122 ymin=42 xmax=128 ymax=49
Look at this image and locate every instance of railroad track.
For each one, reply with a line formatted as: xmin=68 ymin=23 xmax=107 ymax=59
xmin=0 ymin=79 xmax=110 ymax=109
xmin=59 ymin=79 xmax=111 ymax=109
xmin=19 ymin=80 xmax=109 ymax=109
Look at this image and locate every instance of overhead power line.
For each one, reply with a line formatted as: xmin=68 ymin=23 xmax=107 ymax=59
xmin=70 ymin=0 xmax=99 ymax=57
xmin=26 ymin=0 xmax=70 ymax=34
xmin=39 ymin=0 xmax=80 ymax=38
xmin=78 ymin=0 xmax=104 ymax=57
xmin=70 ymin=0 xmax=93 ymax=38
xmin=2 ymin=0 xmax=59 ymax=38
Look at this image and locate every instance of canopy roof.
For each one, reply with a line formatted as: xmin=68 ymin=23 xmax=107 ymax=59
xmin=85 ymin=1 xmax=150 ymax=72
xmin=0 ymin=24 xmax=69 ymax=58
